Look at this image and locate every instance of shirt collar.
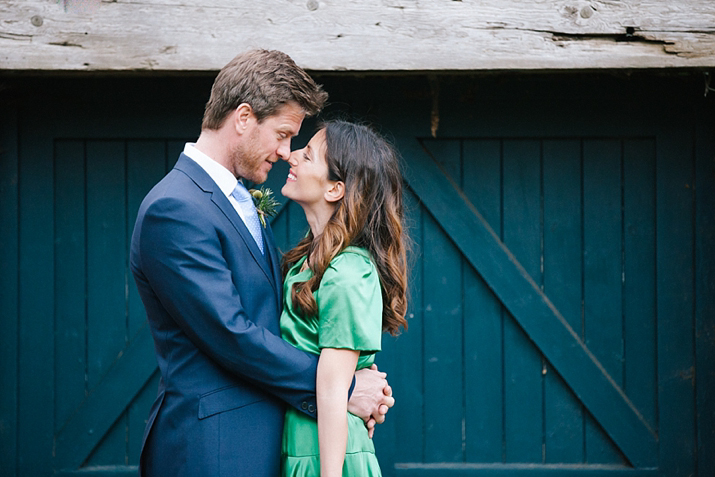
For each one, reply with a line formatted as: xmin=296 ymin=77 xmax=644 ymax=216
xmin=183 ymin=143 xmax=238 ymax=197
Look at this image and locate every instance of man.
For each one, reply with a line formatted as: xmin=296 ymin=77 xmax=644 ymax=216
xmin=130 ymin=50 xmax=393 ymax=477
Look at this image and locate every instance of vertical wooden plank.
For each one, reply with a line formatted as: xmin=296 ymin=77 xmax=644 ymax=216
xmin=657 ymin=125 xmax=696 ymax=476
xmin=393 ymin=186 xmax=425 ymax=465
xmin=54 ymin=140 xmax=88 ymax=433
xmin=126 ymin=140 xmax=165 ymax=465
xmin=502 ymin=139 xmax=543 ymax=463
xmin=0 ymin=102 xmax=19 ymax=477
xmin=85 ymin=140 xmax=128 ymax=465
xmin=127 ymin=141 xmax=165 ymax=336
xmin=582 ymin=139 xmax=626 ymax=464
xmin=462 ymin=139 xmax=504 ymax=462
xmin=166 ymin=140 xmax=184 ymax=172
xmin=17 ymin=115 xmax=55 ymax=476
xmin=374 ymin=322 xmax=397 ymax=474
xmin=542 ymin=139 xmax=584 ymax=463
xmin=369 ymin=143 xmax=405 ymax=474
xmin=288 ymin=201 xmax=309 ymax=248
xmin=622 ymin=139 xmax=657 ymax=430
xmin=695 ymin=103 xmax=715 ymax=477
xmin=270 ymin=207 xmax=290 ymax=255
xmin=129 ymin=372 xmax=159 ymax=465
xmin=263 ymin=158 xmax=292 ymax=254
xmin=422 ymin=140 xmax=464 ymax=462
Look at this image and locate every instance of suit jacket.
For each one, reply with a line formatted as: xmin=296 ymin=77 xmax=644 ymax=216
xmin=130 ymin=154 xmax=319 ymax=477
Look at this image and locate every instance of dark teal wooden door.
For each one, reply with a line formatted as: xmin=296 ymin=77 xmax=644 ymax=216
xmin=378 ymin=136 xmax=660 ymax=474
xmin=1 ymin=75 xmax=713 ymax=477
xmin=348 ymin=74 xmax=712 ymax=476
xmin=0 ymin=82 xmax=211 ymax=476
xmin=52 ymin=139 xmax=187 ymax=472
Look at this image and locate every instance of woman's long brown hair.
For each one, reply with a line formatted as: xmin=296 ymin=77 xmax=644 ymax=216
xmin=282 ymin=120 xmax=408 ymax=335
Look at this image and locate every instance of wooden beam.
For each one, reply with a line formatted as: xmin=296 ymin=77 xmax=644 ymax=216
xmin=54 ymin=326 xmax=157 ymax=471
xmin=1 ymin=0 xmax=714 ymax=72
xmin=397 ymin=138 xmax=658 ymax=468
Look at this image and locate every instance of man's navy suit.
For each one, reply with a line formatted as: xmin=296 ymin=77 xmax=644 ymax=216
xmin=130 ymin=154 xmax=319 ymax=476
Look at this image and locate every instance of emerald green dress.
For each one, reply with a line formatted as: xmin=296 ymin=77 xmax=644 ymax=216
xmin=280 ymin=246 xmax=383 ymax=477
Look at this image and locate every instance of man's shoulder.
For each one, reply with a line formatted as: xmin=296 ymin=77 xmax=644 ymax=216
xmin=135 ymin=170 xmax=208 ymax=227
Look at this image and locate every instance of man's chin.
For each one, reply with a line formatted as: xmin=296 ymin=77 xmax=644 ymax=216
xmin=244 ymin=172 xmax=268 ymax=185
xmin=258 ymin=166 xmax=276 ymax=184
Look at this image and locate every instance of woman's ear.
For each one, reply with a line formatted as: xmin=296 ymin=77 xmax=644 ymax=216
xmin=234 ymin=103 xmax=254 ymax=135
xmin=324 ymin=181 xmax=345 ymax=203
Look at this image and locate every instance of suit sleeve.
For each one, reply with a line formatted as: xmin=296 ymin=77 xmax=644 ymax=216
xmin=134 ymin=193 xmax=318 ymax=417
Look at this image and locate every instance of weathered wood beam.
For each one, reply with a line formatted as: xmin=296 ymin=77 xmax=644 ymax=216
xmin=1 ymin=0 xmax=714 ymax=72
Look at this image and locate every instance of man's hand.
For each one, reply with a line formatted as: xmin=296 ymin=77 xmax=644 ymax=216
xmin=347 ymin=364 xmax=395 ymax=438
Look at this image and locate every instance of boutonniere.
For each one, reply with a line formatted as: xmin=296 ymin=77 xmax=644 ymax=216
xmin=249 ymin=186 xmax=281 ymax=228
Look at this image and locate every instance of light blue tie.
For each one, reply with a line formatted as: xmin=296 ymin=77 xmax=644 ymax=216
xmin=230 ymin=182 xmax=264 ymax=254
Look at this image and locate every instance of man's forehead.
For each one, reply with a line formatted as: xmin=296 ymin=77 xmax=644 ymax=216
xmin=275 ymin=115 xmax=304 ymax=137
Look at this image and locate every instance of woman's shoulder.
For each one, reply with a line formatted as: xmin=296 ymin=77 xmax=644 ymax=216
xmin=328 ymin=246 xmax=375 ymax=272
xmin=320 ymin=246 xmax=378 ymax=287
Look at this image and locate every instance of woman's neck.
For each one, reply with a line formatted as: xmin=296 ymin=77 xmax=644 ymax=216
xmin=301 ymin=202 xmax=335 ymax=237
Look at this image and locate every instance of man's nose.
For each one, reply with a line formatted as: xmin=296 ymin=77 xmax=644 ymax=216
xmin=277 ymin=141 xmax=292 ymax=161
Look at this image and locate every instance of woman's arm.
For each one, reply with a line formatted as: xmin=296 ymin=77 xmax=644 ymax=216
xmin=317 ymin=348 xmax=361 ymax=477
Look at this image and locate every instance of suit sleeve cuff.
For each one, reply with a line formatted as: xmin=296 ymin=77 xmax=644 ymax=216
xmin=347 ymin=374 xmax=356 ymax=401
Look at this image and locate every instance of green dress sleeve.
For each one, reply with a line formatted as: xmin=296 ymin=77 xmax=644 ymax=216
xmin=316 ymin=249 xmax=382 ymax=354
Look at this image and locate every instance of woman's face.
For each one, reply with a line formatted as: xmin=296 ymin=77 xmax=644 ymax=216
xmin=282 ymin=129 xmax=335 ymax=207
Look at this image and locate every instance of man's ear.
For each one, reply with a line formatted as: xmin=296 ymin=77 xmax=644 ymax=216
xmin=234 ymin=103 xmax=254 ymax=135
xmin=325 ymin=181 xmax=345 ymax=203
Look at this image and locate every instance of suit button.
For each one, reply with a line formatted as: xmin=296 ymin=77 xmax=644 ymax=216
xmin=301 ymin=402 xmax=308 ymax=410
xmin=308 ymin=405 xmax=316 ymax=413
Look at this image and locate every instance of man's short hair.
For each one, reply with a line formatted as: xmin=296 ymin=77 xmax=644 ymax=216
xmin=202 ymin=49 xmax=328 ymax=130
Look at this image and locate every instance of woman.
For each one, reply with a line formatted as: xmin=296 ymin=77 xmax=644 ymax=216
xmin=279 ymin=120 xmax=408 ymax=477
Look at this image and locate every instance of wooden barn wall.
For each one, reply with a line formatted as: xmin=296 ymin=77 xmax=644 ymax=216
xmin=0 ymin=71 xmax=713 ymax=477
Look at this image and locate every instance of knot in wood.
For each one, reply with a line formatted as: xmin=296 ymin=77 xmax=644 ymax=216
xmin=31 ymin=15 xmax=43 ymax=27
xmin=306 ymin=0 xmax=319 ymax=11
xmin=580 ymin=5 xmax=594 ymax=18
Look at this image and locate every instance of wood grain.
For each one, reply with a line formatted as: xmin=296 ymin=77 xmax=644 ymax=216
xmin=1 ymin=0 xmax=714 ymax=72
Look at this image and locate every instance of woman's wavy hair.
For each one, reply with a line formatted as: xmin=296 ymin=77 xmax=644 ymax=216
xmin=281 ymin=120 xmax=408 ymax=335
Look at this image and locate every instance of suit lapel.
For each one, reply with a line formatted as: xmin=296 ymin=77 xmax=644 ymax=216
xmin=174 ymin=154 xmax=278 ymax=294
xmin=263 ymin=223 xmax=283 ymax=311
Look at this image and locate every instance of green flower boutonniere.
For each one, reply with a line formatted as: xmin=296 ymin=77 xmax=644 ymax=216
xmin=249 ymin=186 xmax=281 ymax=228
